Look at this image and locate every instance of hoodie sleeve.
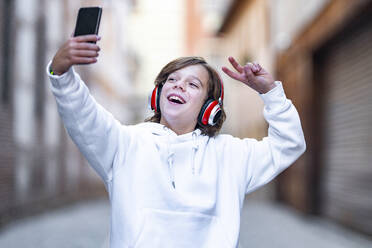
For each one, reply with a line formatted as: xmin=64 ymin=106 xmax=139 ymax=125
xmin=47 ymin=61 xmax=129 ymax=184
xmin=241 ymin=81 xmax=306 ymax=194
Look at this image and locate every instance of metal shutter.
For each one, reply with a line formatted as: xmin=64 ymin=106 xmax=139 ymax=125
xmin=0 ymin=0 xmax=16 ymax=217
xmin=319 ymin=14 xmax=372 ymax=234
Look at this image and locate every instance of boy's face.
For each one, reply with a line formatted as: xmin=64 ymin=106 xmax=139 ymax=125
xmin=159 ymin=64 xmax=209 ymax=131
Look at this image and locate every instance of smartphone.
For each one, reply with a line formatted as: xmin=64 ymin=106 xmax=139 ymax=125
xmin=74 ymin=7 xmax=102 ymax=42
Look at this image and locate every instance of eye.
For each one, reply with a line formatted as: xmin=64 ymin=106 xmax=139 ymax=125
xmin=167 ymin=77 xmax=176 ymax=82
xmin=189 ymin=82 xmax=199 ymax=88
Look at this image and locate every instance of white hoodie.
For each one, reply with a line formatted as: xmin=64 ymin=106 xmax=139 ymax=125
xmin=47 ymin=62 xmax=306 ymax=248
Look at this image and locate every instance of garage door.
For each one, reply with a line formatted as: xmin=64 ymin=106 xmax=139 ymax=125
xmin=318 ymin=11 xmax=372 ymax=234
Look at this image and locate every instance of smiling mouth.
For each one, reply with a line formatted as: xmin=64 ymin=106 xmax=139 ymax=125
xmin=168 ymin=95 xmax=185 ymax=104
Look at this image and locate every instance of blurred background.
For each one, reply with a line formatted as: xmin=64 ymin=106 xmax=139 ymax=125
xmin=0 ymin=0 xmax=372 ymax=247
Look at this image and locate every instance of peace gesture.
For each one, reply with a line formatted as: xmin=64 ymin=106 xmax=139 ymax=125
xmin=222 ymin=56 xmax=276 ymax=94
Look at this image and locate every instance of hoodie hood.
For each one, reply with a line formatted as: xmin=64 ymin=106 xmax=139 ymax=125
xmin=137 ymin=122 xmax=205 ymax=188
xmin=137 ymin=122 xmax=201 ymax=140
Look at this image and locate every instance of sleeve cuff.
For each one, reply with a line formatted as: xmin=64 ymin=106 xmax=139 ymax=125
xmin=46 ymin=61 xmax=76 ymax=87
xmin=46 ymin=61 xmax=74 ymax=79
xmin=259 ymin=81 xmax=287 ymax=110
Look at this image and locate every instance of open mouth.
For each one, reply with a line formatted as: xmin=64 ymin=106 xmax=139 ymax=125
xmin=167 ymin=94 xmax=186 ymax=104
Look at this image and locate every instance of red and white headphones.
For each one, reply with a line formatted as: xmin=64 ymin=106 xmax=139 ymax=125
xmin=149 ymin=74 xmax=224 ymax=126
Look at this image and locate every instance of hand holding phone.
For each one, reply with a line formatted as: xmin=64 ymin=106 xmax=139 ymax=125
xmin=51 ymin=7 xmax=103 ymax=75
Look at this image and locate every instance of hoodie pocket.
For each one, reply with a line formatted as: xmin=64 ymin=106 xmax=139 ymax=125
xmin=133 ymin=208 xmax=231 ymax=248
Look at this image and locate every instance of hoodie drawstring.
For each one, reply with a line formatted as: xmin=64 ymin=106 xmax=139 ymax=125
xmin=165 ymin=126 xmax=176 ymax=189
xmin=192 ymin=132 xmax=199 ymax=175
xmin=164 ymin=128 xmax=201 ymax=188
xmin=167 ymin=152 xmax=175 ymax=188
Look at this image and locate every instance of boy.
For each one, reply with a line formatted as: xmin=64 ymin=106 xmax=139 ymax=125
xmin=48 ymin=34 xmax=305 ymax=247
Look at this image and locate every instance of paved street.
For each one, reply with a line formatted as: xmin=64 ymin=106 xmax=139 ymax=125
xmin=239 ymin=200 xmax=372 ymax=248
xmin=0 ymin=198 xmax=110 ymax=248
xmin=0 ymin=198 xmax=371 ymax=248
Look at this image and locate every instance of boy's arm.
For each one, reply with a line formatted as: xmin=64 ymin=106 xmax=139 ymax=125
xmin=221 ymin=56 xmax=305 ymax=194
xmin=243 ymin=82 xmax=306 ymax=194
xmin=47 ymin=62 xmax=129 ymax=183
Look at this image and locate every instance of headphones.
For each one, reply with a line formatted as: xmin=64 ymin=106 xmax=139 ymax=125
xmin=149 ymin=75 xmax=224 ymax=126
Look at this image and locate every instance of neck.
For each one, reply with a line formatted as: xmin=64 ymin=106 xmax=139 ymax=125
xmin=160 ymin=117 xmax=196 ymax=135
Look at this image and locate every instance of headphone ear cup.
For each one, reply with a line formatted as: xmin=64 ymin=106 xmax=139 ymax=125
xmin=198 ymin=99 xmax=221 ymax=126
xmin=149 ymin=85 xmax=162 ymax=113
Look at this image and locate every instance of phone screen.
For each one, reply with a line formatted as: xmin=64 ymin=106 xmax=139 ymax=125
xmin=74 ymin=7 xmax=102 ymax=37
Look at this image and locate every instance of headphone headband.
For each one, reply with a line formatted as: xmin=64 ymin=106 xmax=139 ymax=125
xmin=217 ymin=72 xmax=224 ymax=104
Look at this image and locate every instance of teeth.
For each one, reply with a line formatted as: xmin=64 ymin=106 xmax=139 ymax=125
xmin=169 ymin=95 xmax=184 ymax=103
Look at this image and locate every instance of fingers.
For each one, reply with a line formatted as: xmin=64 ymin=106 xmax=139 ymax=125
xmin=65 ymin=41 xmax=100 ymax=65
xmin=69 ymin=48 xmax=99 ymax=65
xmin=243 ymin=63 xmax=255 ymax=82
xmin=222 ymin=66 xmax=245 ymax=82
xmin=255 ymin=62 xmax=262 ymax=72
xmin=251 ymin=62 xmax=262 ymax=73
xmin=225 ymin=56 xmax=261 ymax=75
xmin=73 ymin=42 xmax=100 ymax=52
xmin=71 ymin=50 xmax=99 ymax=58
xmin=73 ymin=34 xmax=101 ymax=43
xmin=68 ymin=35 xmax=101 ymax=51
xmin=72 ymin=57 xmax=98 ymax=64
xmin=223 ymin=57 xmax=268 ymax=85
xmin=228 ymin=56 xmax=244 ymax=73
xmin=65 ymin=36 xmax=101 ymax=63
xmin=244 ymin=62 xmax=261 ymax=73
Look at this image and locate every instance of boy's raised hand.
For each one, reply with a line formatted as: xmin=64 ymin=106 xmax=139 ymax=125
xmin=51 ymin=35 xmax=101 ymax=75
xmin=222 ymin=56 xmax=276 ymax=94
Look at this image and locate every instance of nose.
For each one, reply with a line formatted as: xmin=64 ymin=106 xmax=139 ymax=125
xmin=173 ymin=79 xmax=186 ymax=91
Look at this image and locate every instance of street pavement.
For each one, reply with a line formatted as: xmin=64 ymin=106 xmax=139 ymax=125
xmin=0 ymin=197 xmax=371 ymax=248
xmin=0 ymin=198 xmax=110 ymax=248
xmin=239 ymin=200 xmax=372 ymax=248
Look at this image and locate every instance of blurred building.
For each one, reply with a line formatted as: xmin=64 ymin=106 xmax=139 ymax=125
xmin=0 ymin=0 xmax=17 ymax=224
xmin=192 ymin=0 xmax=372 ymax=237
xmin=0 ymin=0 xmax=137 ymax=226
xmin=274 ymin=0 xmax=372 ymax=236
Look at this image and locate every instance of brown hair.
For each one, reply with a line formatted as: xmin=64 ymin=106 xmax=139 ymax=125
xmin=145 ymin=56 xmax=226 ymax=137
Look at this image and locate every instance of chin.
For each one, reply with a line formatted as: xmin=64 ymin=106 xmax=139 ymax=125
xmin=162 ymin=112 xmax=183 ymax=121
xmin=161 ymin=106 xmax=184 ymax=117
xmin=162 ymin=112 xmax=196 ymax=124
